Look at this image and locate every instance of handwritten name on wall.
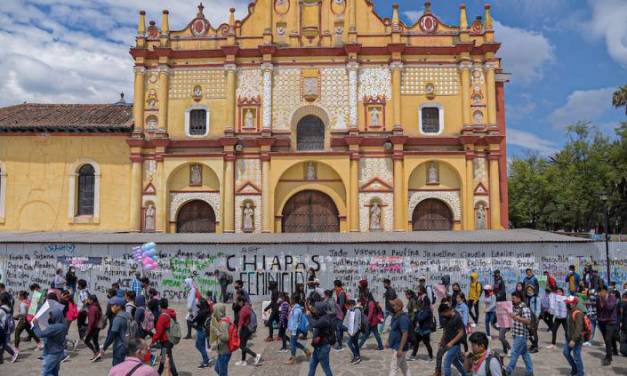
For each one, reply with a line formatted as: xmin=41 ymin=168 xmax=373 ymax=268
xmin=0 ymin=242 xmax=623 ymax=302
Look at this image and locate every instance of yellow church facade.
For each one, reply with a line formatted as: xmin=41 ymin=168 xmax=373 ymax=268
xmin=0 ymin=1 xmax=509 ymax=234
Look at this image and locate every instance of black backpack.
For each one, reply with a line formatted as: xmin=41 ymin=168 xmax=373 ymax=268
xmin=485 ymin=351 xmax=506 ymax=376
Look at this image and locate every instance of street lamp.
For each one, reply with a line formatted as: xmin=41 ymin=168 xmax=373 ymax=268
xmin=599 ymin=193 xmax=611 ymax=286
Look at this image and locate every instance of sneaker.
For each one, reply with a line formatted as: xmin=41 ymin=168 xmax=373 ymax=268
xmin=353 ymin=357 xmax=362 ymax=365
xmin=471 ymin=323 xmax=477 ymax=328
xmin=264 ymin=336 xmax=274 ymax=342
xmin=254 ymin=354 xmax=262 ymax=366
xmin=278 ymin=348 xmax=288 ymax=353
xmin=583 ymin=341 xmax=592 ymax=347
xmin=601 ymin=359 xmax=611 ymax=366
xmin=334 ymin=346 xmax=345 ymax=352
xmin=285 ymin=357 xmax=295 ymax=365
xmin=546 ymin=344 xmax=555 ymax=349
xmin=62 ymin=354 xmax=70 ymax=363
xmin=235 ymin=360 xmax=247 ymax=366
xmin=72 ymin=339 xmax=79 ymax=350
xmin=11 ymin=350 xmax=19 ymax=363
xmin=407 ymin=356 xmax=417 ymax=362
xmin=92 ymin=352 xmax=103 ymax=362
xmin=198 ymin=363 xmax=209 ymax=369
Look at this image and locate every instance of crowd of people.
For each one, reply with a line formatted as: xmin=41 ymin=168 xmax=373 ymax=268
xmin=0 ymin=264 xmax=626 ymax=375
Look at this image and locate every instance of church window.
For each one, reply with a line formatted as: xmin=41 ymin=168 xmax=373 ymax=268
xmin=296 ymin=115 xmax=325 ymax=151
xmin=77 ymin=164 xmax=95 ymax=216
xmin=419 ymin=104 xmax=444 ymax=135
xmin=185 ymin=106 xmax=210 ymax=137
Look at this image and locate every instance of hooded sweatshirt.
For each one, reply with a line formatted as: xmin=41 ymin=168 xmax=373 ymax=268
xmin=152 ymin=308 xmax=177 ymax=345
xmin=33 ymin=308 xmax=67 ymax=355
xmin=103 ymin=310 xmax=131 ymax=354
xmin=309 ymin=302 xmax=333 ymax=347
xmin=211 ymin=304 xmax=231 ymax=355
xmin=468 ymin=272 xmax=482 ymax=301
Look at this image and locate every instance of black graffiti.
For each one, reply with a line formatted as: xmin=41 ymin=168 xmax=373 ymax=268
xmin=240 ymin=271 xmax=306 ymax=296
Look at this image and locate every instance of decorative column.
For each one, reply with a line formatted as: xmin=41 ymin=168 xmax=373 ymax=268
xmin=261 ymin=63 xmax=273 ymax=130
xmin=485 ymin=62 xmax=497 ymax=126
xmin=488 ymin=154 xmax=501 ymax=229
xmin=155 ymin=155 xmax=166 ymax=232
xmin=459 ymin=62 xmax=471 ymax=126
xmin=158 ymin=65 xmax=170 ymax=133
xmin=390 ymin=61 xmax=403 ymax=131
xmin=393 ymin=153 xmax=404 ymax=231
xmin=224 ymin=63 xmax=237 ymax=132
xmin=223 ymin=153 xmax=235 ymax=233
xmin=349 ymin=151 xmax=360 ymax=231
xmin=130 ymin=155 xmax=143 ymax=231
xmin=464 ymin=151 xmax=474 ymax=230
xmin=261 ymin=155 xmax=271 ymax=232
xmin=133 ymin=67 xmax=145 ymax=132
xmin=347 ymin=62 xmax=359 ymax=129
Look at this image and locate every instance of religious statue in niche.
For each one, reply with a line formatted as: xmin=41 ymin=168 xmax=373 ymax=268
xmin=242 ymin=202 xmax=255 ymax=232
xmin=146 ymin=89 xmax=158 ymax=110
xmin=473 ymin=110 xmax=484 ymax=124
xmin=424 ymin=82 xmax=436 ymax=99
xmin=370 ymin=107 xmax=381 ymax=126
xmin=475 ymin=203 xmax=487 ymax=230
xmin=426 ymin=162 xmax=439 ymax=185
xmin=370 ymin=201 xmax=382 ymax=231
xmin=146 ymin=116 xmax=158 ymax=131
xmin=144 ymin=203 xmax=156 ymax=232
xmin=190 ymin=164 xmax=202 ymax=186
xmin=305 ymin=162 xmax=317 ymax=180
xmin=192 ymin=85 xmax=203 ymax=101
xmin=472 ymin=94 xmax=483 ymax=106
xmin=243 ymin=108 xmax=255 ymax=129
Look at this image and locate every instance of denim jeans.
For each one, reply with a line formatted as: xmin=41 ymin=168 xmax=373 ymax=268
xmin=358 ymin=324 xmax=384 ymax=350
xmin=347 ymin=335 xmax=360 ymax=359
xmin=506 ymin=336 xmax=534 ymax=376
xmin=290 ymin=333 xmax=306 ymax=357
xmin=308 ymin=344 xmax=333 ymax=376
xmin=214 ymin=353 xmax=231 ymax=376
xmin=442 ymin=344 xmax=467 ymax=376
xmin=485 ymin=311 xmax=496 ymax=337
xmin=335 ymin=322 xmax=345 ymax=348
xmin=195 ymin=328 xmax=209 ymax=365
xmin=562 ymin=342 xmax=584 ymax=376
xmin=112 ymin=346 xmax=126 ymax=367
xmin=157 ymin=341 xmax=178 ymax=376
xmin=41 ymin=352 xmax=64 ymax=376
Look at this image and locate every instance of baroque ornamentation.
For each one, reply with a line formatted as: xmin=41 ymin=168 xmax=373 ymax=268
xmin=262 ymin=64 xmax=274 ymax=129
xmin=235 ymin=196 xmax=261 ymax=233
xmin=473 ymin=158 xmax=487 ymax=184
xmin=169 ymin=192 xmax=221 ymax=221
xmin=359 ymin=158 xmax=393 ymax=187
xmin=236 ymin=159 xmax=261 ymax=188
xmin=236 ymin=69 xmax=262 ymax=99
xmin=358 ymin=66 xmax=392 ymax=101
xmin=320 ymin=67 xmax=348 ymax=129
xmin=169 ymin=68 xmax=225 ymax=99
xmin=347 ymin=63 xmax=359 ymax=127
xmin=359 ymin=193 xmax=393 ymax=232
xmin=272 ymin=68 xmax=301 ymax=129
xmin=408 ymin=191 xmax=461 ymax=221
xmin=401 ymin=66 xmax=459 ymax=96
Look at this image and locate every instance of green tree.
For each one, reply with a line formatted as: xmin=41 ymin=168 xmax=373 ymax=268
xmin=613 ymin=84 xmax=627 ymax=115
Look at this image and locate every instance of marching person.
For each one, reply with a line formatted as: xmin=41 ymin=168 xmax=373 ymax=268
xmin=464 ymin=332 xmax=502 ymax=376
xmin=380 ymin=279 xmax=397 ymax=334
xmin=235 ymin=296 xmax=261 ymax=366
xmin=467 ymin=272 xmax=482 ymax=327
xmin=386 ymin=298 xmax=411 ymax=376
xmin=211 ymin=303 xmax=233 ymax=376
xmin=32 ymin=306 xmax=67 ymax=375
xmin=152 ymin=298 xmax=179 ymax=375
xmin=505 ymin=292 xmax=534 ymax=376
xmin=14 ymin=291 xmax=41 ymax=351
xmin=434 ymin=303 xmax=467 ymax=376
xmin=85 ymin=294 xmax=103 ymax=362
xmin=306 ymin=301 xmax=334 ymax=376
xmin=108 ymin=338 xmax=158 ymax=376
xmin=525 ymin=285 xmax=540 ymax=353
xmin=358 ymin=292 xmax=384 ymax=351
xmin=100 ymin=297 xmax=129 ymax=367
xmin=192 ymin=297 xmax=211 ymax=368
xmin=562 ymin=296 xmax=585 ymax=376
xmin=411 ymin=286 xmax=434 ymax=362
xmin=334 ymin=280 xmax=348 ymax=351
xmin=482 ymin=286 xmax=496 ymax=337
xmin=286 ymin=293 xmax=311 ymax=365
xmin=597 ymin=285 xmax=619 ymax=366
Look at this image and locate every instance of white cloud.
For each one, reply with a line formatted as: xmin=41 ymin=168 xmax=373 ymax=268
xmin=0 ymin=0 xmax=247 ymax=106
xmin=586 ymin=0 xmax=627 ymax=68
xmin=507 ymin=128 xmax=558 ymax=156
xmin=548 ymin=87 xmax=615 ymax=129
xmin=403 ymin=11 xmax=421 ymax=24
xmin=493 ymin=20 xmax=555 ymax=84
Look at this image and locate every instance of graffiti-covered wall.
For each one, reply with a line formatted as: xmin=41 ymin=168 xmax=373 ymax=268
xmin=0 ymin=241 xmax=624 ymax=302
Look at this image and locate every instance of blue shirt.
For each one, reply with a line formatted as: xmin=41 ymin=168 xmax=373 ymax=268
xmin=388 ymin=312 xmax=410 ymax=351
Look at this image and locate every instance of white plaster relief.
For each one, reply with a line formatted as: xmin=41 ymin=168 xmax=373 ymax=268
xmin=236 ymin=159 xmax=261 ymax=188
xmin=169 ymin=68 xmax=225 ymax=99
xmin=236 ymin=69 xmax=262 ymax=99
xmin=359 ymin=158 xmax=393 ymax=186
xmin=401 ymin=66 xmax=459 ymax=96
xmin=358 ymin=66 xmax=392 ymax=100
xmin=234 ymin=195 xmax=262 ymax=234
xmin=272 ymin=68 xmax=301 ymax=129
xmin=347 ymin=63 xmax=359 ymax=127
xmin=408 ymin=191 xmax=461 ymax=221
xmin=473 ymin=158 xmax=488 ymax=185
xmin=359 ymin=193 xmax=393 ymax=232
xmin=320 ymin=67 xmax=349 ymax=129
xmin=262 ymin=64 xmax=273 ymax=129
xmin=169 ymin=192 xmax=221 ymax=221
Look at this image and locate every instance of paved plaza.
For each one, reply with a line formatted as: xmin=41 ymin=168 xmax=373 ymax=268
xmin=2 ymin=303 xmax=626 ymax=376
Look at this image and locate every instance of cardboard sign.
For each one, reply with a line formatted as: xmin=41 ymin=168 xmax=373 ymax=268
xmin=496 ymin=301 xmax=513 ymax=329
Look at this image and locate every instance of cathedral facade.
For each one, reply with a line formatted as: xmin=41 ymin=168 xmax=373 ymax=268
xmin=0 ymin=1 xmax=509 ymax=233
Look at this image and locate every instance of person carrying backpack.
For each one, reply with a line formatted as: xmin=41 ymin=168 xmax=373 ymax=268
xmin=211 ymin=303 xmax=235 ymax=376
xmin=32 ymin=306 xmax=67 ymax=375
xmin=334 ymin=280 xmax=348 ymax=350
xmin=306 ymin=301 xmax=334 ymax=376
xmin=358 ymin=293 xmax=384 ymax=351
xmin=235 ymin=296 xmax=262 ymax=366
xmin=563 ymin=296 xmax=586 ymax=376
xmin=386 ymin=298 xmax=411 ymax=376
xmin=192 ymin=297 xmax=211 ymax=368
xmin=464 ymin=332 xmax=502 ymax=376
xmin=411 ymin=286 xmax=434 ymax=361
xmin=0 ymin=294 xmax=18 ymax=364
xmin=286 ymin=293 xmax=312 ymax=365
xmin=344 ymin=299 xmax=365 ymax=364
xmin=100 ymin=297 xmax=129 ymax=366
xmin=151 ymin=298 xmax=179 ymax=376
xmin=278 ymin=293 xmax=290 ymax=352
xmin=85 ymin=294 xmax=104 ymax=362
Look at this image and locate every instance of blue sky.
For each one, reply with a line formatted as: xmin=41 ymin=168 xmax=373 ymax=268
xmin=0 ymin=0 xmax=625 ymax=158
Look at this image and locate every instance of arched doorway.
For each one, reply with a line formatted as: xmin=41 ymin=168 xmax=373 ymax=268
xmin=296 ymin=115 xmax=325 ymax=151
xmin=412 ymin=199 xmax=453 ymax=231
xmin=176 ymin=200 xmax=216 ymax=233
xmin=282 ymin=190 xmax=339 ymax=232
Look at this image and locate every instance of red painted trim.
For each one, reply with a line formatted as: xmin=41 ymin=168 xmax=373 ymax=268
xmin=409 ymin=188 xmax=460 ymax=192
xmin=163 ymin=153 xmax=224 ymax=158
xmin=280 ymin=179 xmax=342 ymax=183
xmin=405 ymin=137 xmax=461 ymax=146
xmin=271 ymin=151 xmax=350 ymax=157
xmin=0 ymin=132 xmax=130 ymax=137
xmin=169 ymin=190 xmax=220 ymax=193
xmin=404 ymin=151 xmax=466 ymax=156
xmin=168 ymin=139 xmax=222 ymax=148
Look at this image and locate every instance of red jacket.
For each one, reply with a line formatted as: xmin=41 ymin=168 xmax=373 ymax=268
xmin=86 ymin=304 xmax=101 ymax=336
xmin=238 ymin=304 xmax=252 ymax=330
xmin=152 ymin=308 xmax=177 ymax=345
xmin=367 ymin=300 xmax=378 ymax=327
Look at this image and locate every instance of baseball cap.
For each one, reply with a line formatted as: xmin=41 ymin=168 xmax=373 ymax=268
xmin=109 ymin=297 xmax=126 ymax=307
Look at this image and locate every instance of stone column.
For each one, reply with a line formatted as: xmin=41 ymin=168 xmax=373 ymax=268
xmin=488 ymin=155 xmax=501 ymax=229
xmin=390 ymin=61 xmax=403 ymax=130
xmin=459 ymin=62 xmax=471 ymax=126
xmin=261 ymin=155 xmax=271 ymax=232
xmin=130 ymin=156 xmax=143 ymax=231
xmin=155 ymin=157 xmax=166 ymax=232
xmin=224 ymin=64 xmax=237 ymax=132
xmin=158 ymin=65 xmax=170 ymax=133
xmin=349 ymin=153 xmax=360 ymax=231
xmin=261 ymin=63 xmax=273 ymax=130
xmin=393 ymin=153 xmax=404 ymax=231
xmin=465 ymin=153 xmax=475 ymax=230
xmin=347 ymin=62 xmax=359 ymax=129
xmin=485 ymin=62 xmax=497 ymax=126
xmin=133 ymin=67 xmax=145 ymax=132
xmin=223 ymin=154 xmax=235 ymax=233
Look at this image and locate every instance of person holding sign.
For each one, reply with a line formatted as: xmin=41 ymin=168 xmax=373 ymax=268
xmin=32 ymin=305 xmax=67 ymax=375
xmin=14 ymin=291 xmax=42 ymax=350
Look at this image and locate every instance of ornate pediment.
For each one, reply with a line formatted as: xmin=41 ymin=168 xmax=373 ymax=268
xmin=236 ymin=181 xmax=262 ymax=195
xmin=360 ymin=177 xmax=393 ymax=192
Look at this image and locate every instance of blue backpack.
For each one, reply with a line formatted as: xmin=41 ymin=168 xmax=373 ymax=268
xmin=298 ymin=312 xmax=310 ymax=334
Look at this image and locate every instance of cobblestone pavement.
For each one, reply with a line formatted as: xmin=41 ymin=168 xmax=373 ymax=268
xmin=3 ymin=303 xmax=626 ymax=375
